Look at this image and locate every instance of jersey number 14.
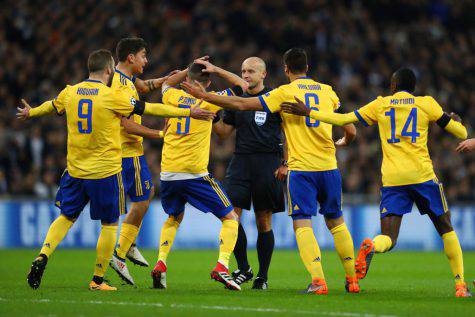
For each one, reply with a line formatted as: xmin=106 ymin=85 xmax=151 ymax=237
xmin=385 ymin=107 xmax=420 ymax=143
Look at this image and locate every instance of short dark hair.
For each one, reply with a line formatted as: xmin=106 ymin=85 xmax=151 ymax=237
xmin=283 ymin=48 xmax=308 ymax=74
xmin=187 ymin=62 xmax=210 ymax=83
xmin=392 ymin=68 xmax=416 ymax=93
xmin=87 ymin=49 xmax=113 ymax=73
xmin=116 ymin=37 xmax=148 ymax=62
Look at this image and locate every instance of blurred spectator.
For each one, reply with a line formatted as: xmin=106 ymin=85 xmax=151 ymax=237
xmin=0 ymin=0 xmax=473 ymax=202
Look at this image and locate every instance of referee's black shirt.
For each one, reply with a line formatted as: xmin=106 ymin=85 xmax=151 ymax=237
xmin=222 ymin=87 xmax=282 ymax=154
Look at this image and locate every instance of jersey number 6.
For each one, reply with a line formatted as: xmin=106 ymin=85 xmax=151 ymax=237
xmin=78 ymin=99 xmax=92 ymax=134
xmin=304 ymin=93 xmax=320 ymax=128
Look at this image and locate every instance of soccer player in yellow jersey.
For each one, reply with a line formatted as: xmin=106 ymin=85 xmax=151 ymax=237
xmin=109 ymin=38 xmax=165 ymax=281
xmin=18 ymin=49 xmax=213 ymax=291
xmin=109 ymin=38 xmax=211 ymax=285
xmin=182 ymin=48 xmax=360 ymax=294
xmin=281 ymin=68 xmax=471 ymax=298
xmin=150 ymin=61 xmax=248 ymax=291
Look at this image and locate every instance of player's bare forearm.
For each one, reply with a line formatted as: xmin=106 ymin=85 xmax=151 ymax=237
xmin=164 ymin=69 xmax=188 ymax=87
xmin=193 ymin=59 xmax=248 ymax=91
xmin=212 ymin=121 xmax=234 ymax=139
xmin=181 ymin=81 xmax=262 ymax=111
xmin=215 ymin=67 xmax=249 ymax=91
xmin=121 ymin=117 xmax=163 ymax=139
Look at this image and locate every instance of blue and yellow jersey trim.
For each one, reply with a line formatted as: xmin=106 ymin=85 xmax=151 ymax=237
xmin=117 ymin=172 xmax=126 ymax=215
xmin=133 ymin=157 xmax=143 ymax=197
xmin=204 ymin=175 xmax=231 ymax=207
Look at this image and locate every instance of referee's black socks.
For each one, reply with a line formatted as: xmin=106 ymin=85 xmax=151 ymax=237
xmin=233 ymin=223 xmax=250 ymax=271
xmin=257 ymin=230 xmax=274 ymax=280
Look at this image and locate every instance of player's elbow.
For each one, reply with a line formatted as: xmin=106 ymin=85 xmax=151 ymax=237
xmin=135 ymin=85 xmax=147 ymax=94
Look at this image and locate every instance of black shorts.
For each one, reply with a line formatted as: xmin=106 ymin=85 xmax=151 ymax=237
xmin=223 ymin=153 xmax=285 ymax=213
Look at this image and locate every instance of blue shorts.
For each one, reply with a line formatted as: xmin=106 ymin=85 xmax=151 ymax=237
xmin=122 ymin=155 xmax=153 ymax=202
xmin=287 ymin=169 xmax=343 ymax=220
xmin=380 ymin=179 xmax=449 ymax=218
xmin=55 ymin=171 xmax=126 ymax=223
xmin=160 ymin=174 xmax=234 ymax=218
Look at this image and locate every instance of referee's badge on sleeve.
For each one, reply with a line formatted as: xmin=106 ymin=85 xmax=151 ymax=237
xmin=254 ymin=111 xmax=267 ymax=126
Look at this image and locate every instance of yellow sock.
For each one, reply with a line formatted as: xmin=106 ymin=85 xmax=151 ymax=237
xmin=442 ymin=231 xmax=465 ymax=285
xmin=115 ymin=223 xmax=139 ymax=259
xmin=217 ymin=219 xmax=239 ymax=268
xmin=132 ymin=223 xmax=143 ymax=244
xmin=373 ymin=235 xmax=392 ymax=253
xmin=94 ymin=225 xmax=118 ymax=278
xmin=295 ymin=227 xmax=325 ymax=280
xmin=330 ymin=223 xmax=356 ymax=278
xmin=40 ymin=215 xmax=74 ymax=257
xmin=157 ymin=218 xmax=180 ymax=264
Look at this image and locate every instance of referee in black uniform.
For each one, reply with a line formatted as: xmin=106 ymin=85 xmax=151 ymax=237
xmin=213 ymin=57 xmax=286 ymax=289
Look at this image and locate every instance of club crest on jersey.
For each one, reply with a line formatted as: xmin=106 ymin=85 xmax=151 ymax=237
xmin=130 ymin=97 xmax=137 ymax=106
xmin=254 ymin=111 xmax=267 ymax=126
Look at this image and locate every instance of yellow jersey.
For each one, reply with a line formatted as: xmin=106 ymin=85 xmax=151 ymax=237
xmin=52 ymin=79 xmax=136 ymax=179
xmin=111 ymin=69 xmax=143 ymax=157
xmin=161 ymin=87 xmax=235 ymax=174
xmin=258 ymin=77 xmax=340 ymax=171
xmin=354 ymin=91 xmax=444 ymax=186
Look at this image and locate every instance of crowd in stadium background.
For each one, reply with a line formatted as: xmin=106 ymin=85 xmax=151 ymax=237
xmin=1 ymin=0 xmax=473 ymax=201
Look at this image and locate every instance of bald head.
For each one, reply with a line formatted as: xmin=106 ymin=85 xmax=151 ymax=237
xmin=241 ymin=57 xmax=267 ymax=92
xmin=242 ymin=57 xmax=266 ymax=72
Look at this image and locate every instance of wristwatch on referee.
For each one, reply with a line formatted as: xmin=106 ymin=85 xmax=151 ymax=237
xmin=281 ymin=160 xmax=288 ymax=167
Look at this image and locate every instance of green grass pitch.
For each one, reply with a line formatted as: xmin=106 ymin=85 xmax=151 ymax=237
xmin=0 ymin=249 xmax=473 ymax=316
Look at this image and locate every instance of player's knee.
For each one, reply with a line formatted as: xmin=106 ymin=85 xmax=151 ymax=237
xmin=63 ymin=215 xmax=77 ymax=223
xmin=437 ymin=213 xmax=454 ymax=235
xmin=148 ymin=186 xmax=155 ymax=202
xmin=324 ymin=216 xmax=344 ymax=230
xmin=170 ymin=212 xmax=184 ymax=224
xmin=234 ymin=208 xmax=243 ymax=218
xmin=101 ymin=220 xmax=118 ymax=226
xmin=255 ymin=211 xmax=272 ymax=232
xmin=222 ymin=210 xmax=239 ymax=222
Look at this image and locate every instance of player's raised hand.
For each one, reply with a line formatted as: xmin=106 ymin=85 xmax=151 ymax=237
xmin=190 ymin=101 xmax=215 ymax=121
xmin=194 ymin=55 xmax=210 ymax=63
xmin=193 ymin=59 xmax=217 ymax=73
xmin=17 ymin=99 xmax=32 ymax=120
xmin=181 ymin=80 xmax=207 ymax=99
xmin=281 ymin=97 xmax=310 ymax=116
xmin=456 ymin=138 xmax=475 ymax=153
xmin=274 ymin=164 xmax=288 ymax=181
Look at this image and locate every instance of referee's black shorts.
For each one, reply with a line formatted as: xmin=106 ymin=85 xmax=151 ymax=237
xmin=223 ymin=153 xmax=285 ymax=213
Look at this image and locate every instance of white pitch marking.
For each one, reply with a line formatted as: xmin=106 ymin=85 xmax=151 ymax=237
xmin=0 ymin=297 xmax=398 ymax=317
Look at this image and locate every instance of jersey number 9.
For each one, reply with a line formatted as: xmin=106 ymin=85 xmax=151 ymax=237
xmin=78 ymin=99 xmax=93 ymax=134
xmin=304 ymin=93 xmax=320 ymax=128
